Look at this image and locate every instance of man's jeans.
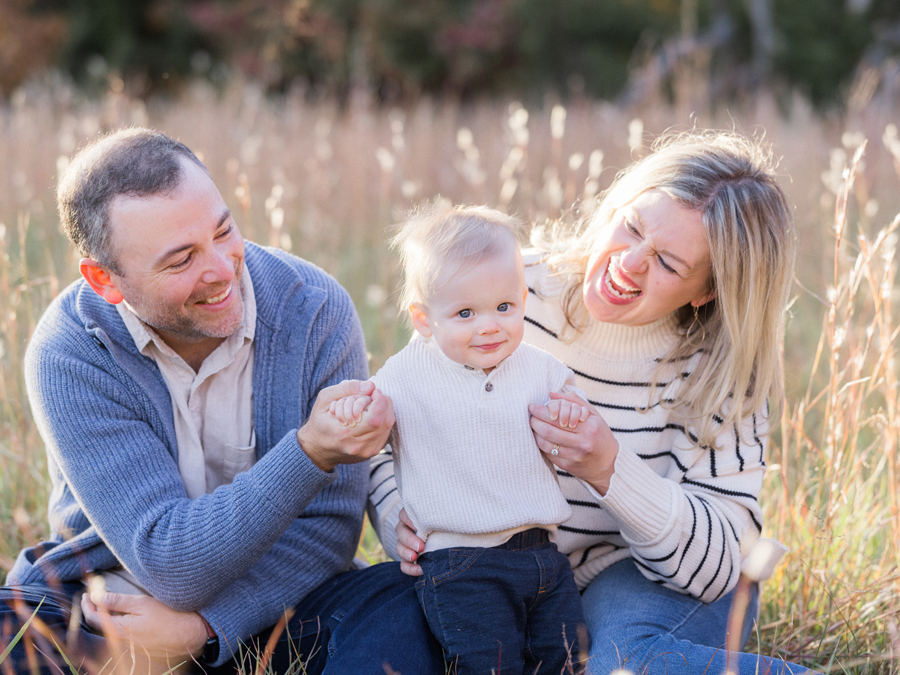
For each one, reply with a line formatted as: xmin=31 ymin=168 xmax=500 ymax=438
xmin=262 ymin=561 xmax=444 ymax=675
xmin=582 ymin=559 xmax=819 ymax=675
xmin=0 ymin=582 xmax=116 ymax=675
xmin=0 ymin=564 xmax=444 ymax=675
xmin=415 ymin=528 xmax=585 ymax=675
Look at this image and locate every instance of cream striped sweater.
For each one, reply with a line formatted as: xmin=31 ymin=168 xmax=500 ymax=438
xmin=369 ymin=257 xmax=768 ymax=601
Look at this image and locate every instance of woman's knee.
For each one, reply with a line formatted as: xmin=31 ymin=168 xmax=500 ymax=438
xmin=580 ymin=559 xmax=742 ymax=672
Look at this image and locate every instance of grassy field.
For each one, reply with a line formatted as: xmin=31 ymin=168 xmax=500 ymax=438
xmin=0 ymin=74 xmax=898 ymax=673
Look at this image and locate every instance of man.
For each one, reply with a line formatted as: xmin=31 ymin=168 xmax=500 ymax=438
xmin=0 ymin=128 xmax=442 ymax=674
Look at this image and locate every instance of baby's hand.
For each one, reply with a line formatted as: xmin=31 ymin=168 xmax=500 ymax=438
xmin=546 ymin=398 xmax=590 ymax=429
xmin=329 ymin=391 xmax=373 ymax=427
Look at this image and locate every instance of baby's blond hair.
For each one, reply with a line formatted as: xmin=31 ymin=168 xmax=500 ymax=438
xmin=392 ymin=203 xmax=522 ymax=313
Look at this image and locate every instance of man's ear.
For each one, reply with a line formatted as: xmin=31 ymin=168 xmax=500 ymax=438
xmin=80 ymin=259 xmax=124 ymax=305
xmin=408 ymin=303 xmax=432 ymax=338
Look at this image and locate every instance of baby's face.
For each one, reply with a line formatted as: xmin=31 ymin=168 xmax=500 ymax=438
xmin=413 ymin=247 xmax=527 ymax=373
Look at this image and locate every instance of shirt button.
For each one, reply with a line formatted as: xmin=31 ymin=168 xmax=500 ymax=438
xmin=485 ymin=382 xmax=493 ymax=392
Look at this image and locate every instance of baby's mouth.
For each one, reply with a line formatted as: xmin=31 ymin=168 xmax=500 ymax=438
xmin=604 ymin=261 xmax=641 ymax=299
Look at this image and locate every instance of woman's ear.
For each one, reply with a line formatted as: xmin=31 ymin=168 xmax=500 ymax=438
xmin=80 ymin=259 xmax=125 ymax=305
xmin=690 ymin=289 xmax=717 ymax=308
xmin=409 ymin=303 xmax=433 ymax=338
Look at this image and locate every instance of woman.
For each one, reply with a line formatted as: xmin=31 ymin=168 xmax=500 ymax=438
xmin=369 ymin=131 xmax=815 ymax=674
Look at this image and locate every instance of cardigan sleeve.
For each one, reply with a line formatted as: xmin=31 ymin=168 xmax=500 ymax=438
xmin=595 ymin=402 xmax=769 ymax=603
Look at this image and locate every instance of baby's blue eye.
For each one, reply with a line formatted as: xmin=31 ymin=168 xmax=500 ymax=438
xmin=497 ymin=303 xmax=510 ymax=312
xmin=458 ymin=309 xmax=472 ymax=318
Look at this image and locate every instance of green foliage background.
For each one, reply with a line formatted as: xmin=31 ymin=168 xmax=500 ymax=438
xmin=8 ymin=0 xmax=900 ymax=105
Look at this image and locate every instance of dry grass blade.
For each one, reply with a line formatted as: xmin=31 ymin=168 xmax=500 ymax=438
xmin=0 ymin=601 xmax=43 ymax=666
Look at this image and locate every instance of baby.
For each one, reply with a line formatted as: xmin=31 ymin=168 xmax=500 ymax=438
xmin=332 ymin=204 xmax=587 ymax=674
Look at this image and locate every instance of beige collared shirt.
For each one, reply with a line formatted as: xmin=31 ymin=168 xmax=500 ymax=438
xmin=116 ymin=265 xmax=257 ymax=500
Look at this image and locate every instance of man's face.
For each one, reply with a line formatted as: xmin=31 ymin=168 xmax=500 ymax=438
xmin=106 ymin=158 xmax=246 ymax=358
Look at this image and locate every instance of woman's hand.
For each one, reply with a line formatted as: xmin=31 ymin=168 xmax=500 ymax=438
xmin=529 ymin=391 xmax=620 ymax=495
xmin=395 ymin=508 xmax=425 ymax=577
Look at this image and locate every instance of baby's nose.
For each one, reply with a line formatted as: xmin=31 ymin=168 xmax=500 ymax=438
xmin=479 ymin=318 xmax=500 ymax=333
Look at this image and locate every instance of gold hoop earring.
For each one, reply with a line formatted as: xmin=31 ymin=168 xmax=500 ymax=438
xmin=685 ymin=305 xmax=706 ymax=348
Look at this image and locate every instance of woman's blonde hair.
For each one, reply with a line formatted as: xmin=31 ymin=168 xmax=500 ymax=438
xmin=532 ymin=130 xmax=796 ymax=448
xmin=393 ymin=202 xmax=522 ymax=314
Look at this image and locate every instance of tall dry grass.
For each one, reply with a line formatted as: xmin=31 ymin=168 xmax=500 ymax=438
xmin=0 ymin=73 xmax=898 ymax=673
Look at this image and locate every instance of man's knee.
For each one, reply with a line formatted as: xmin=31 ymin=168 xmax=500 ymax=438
xmin=0 ymin=589 xmax=80 ymax=675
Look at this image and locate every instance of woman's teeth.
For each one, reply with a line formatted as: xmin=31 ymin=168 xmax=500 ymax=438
xmin=198 ymin=286 xmax=231 ymax=304
xmin=604 ymin=264 xmax=641 ymax=299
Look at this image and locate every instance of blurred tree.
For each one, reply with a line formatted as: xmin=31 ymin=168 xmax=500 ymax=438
xmin=1 ymin=0 xmax=898 ymax=106
xmin=0 ymin=0 xmax=65 ymax=95
xmin=188 ymin=0 xmax=357 ymax=93
xmin=45 ymin=0 xmax=213 ymax=92
xmin=511 ymin=0 xmax=677 ymax=99
xmin=370 ymin=0 xmax=520 ymax=97
xmin=770 ymin=0 xmax=878 ymax=104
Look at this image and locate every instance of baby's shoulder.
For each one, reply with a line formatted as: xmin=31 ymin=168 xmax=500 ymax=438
xmin=511 ymin=342 xmax=570 ymax=378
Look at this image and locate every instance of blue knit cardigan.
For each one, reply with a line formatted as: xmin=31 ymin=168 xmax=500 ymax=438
xmin=8 ymin=242 xmax=369 ymax=664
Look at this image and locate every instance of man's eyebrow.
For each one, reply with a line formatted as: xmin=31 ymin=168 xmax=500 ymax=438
xmin=154 ymin=209 xmax=232 ymax=266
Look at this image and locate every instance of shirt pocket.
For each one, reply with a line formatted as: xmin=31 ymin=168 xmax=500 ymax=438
xmin=221 ymin=429 xmax=257 ymax=484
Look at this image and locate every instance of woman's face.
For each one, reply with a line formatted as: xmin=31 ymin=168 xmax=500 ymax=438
xmin=582 ymin=189 xmax=715 ymax=327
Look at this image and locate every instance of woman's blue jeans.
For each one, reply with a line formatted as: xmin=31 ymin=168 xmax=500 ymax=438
xmin=583 ymin=559 xmax=816 ymax=675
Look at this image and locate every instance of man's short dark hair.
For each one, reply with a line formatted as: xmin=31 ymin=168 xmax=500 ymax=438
xmin=57 ymin=127 xmax=208 ymax=275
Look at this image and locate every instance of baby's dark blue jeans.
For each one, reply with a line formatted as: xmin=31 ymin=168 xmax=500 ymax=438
xmin=415 ymin=527 xmax=586 ymax=675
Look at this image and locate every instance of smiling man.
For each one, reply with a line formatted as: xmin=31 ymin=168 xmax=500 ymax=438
xmin=0 ymin=128 xmax=442 ymax=675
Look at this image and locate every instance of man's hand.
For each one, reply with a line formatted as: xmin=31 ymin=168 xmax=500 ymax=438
xmin=329 ymin=393 xmax=373 ymax=427
xmin=81 ymin=589 xmax=208 ymax=667
xmin=298 ymin=379 xmax=395 ymax=472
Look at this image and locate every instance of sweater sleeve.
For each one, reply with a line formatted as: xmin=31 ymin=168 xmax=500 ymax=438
xmin=367 ymin=450 xmax=403 ymax=561
xmin=595 ymin=403 xmax=768 ymax=603
xmin=365 ymin=356 xmax=404 ymax=561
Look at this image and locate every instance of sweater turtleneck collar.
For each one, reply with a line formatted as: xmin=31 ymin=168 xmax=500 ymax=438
xmin=565 ymin=311 xmax=682 ymax=362
xmin=524 ymin=255 xmax=683 ymax=362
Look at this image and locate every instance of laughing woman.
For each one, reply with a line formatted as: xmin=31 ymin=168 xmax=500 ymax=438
xmin=369 ymin=131 xmax=818 ymax=674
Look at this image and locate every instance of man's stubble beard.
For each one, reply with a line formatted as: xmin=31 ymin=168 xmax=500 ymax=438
xmin=121 ymin=262 xmax=245 ymax=343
